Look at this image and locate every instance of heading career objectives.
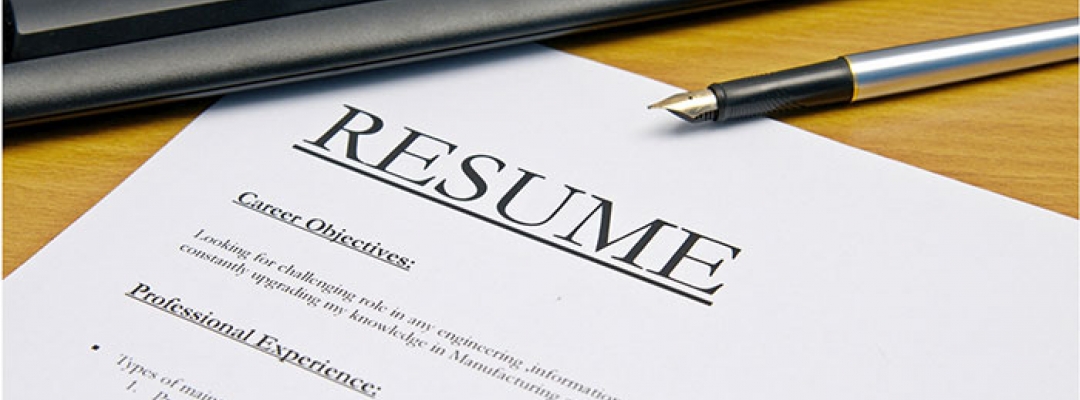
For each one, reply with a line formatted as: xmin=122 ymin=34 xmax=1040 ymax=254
xmin=235 ymin=191 xmax=413 ymax=269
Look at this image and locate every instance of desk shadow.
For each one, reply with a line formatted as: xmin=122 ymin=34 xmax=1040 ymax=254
xmin=655 ymin=117 xmax=764 ymax=137
xmin=2 ymin=99 xmax=216 ymax=149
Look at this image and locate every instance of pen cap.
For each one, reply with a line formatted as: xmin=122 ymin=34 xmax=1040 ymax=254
xmin=846 ymin=18 xmax=1079 ymax=100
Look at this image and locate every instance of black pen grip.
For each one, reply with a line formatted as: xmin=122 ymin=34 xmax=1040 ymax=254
xmin=708 ymin=57 xmax=854 ymax=122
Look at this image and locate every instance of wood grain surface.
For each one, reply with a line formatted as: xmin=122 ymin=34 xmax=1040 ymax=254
xmin=4 ymin=0 xmax=1077 ymax=276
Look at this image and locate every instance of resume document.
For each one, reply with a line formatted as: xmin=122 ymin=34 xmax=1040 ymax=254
xmin=5 ymin=45 xmax=1077 ymax=399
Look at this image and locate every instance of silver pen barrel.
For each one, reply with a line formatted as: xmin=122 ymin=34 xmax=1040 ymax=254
xmin=845 ymin=18 xmax=1079 ymax=100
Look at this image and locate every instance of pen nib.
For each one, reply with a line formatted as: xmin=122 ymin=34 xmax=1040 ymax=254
xmin=647 ymin=89 xmax=718 ymax=122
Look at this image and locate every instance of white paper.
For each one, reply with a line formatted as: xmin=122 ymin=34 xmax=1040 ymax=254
xmin=5 ymin=45 xmax=1077 ymax=400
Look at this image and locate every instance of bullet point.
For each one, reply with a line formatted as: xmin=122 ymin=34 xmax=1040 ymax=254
xmin=91 ymin=344 xmax=101 ymax=351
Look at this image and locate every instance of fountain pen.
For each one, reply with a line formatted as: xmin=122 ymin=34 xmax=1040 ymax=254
xmin=648 ymin=18 xmax=1078 ymax=123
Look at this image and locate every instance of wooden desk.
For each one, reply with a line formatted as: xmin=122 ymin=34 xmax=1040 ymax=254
xmin=5 ymin=0 xmax=1077 ymax=276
